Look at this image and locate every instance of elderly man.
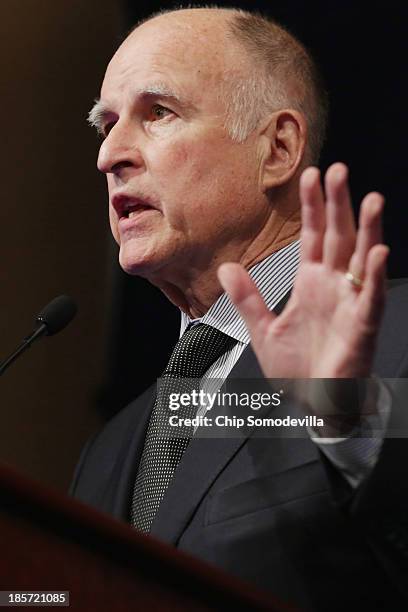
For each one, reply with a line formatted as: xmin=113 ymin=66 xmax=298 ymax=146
xmin=70 ymin=7 xmax=408 ymax=611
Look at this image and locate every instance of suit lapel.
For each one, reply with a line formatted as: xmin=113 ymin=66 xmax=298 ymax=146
xmin=106 ymin=386 xmax=156 ymax=521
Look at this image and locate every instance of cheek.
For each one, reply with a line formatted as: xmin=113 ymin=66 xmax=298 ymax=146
xmin=152 ymin=141 xmax=209 ymax=210
xmin=157 ymin=139 xmax=223 ymax=194
xmin=171 ymin=141 xmax=191 ymax=166
xmin=150 ymin=135 xmax=258 ymax=227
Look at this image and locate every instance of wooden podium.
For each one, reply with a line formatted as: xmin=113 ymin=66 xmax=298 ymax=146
xmin=0 ymin=464 xmax=295 ymax=611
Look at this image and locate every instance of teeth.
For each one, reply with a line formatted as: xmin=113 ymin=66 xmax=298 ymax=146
xmin=127 ymin=205 xmax=152 ymax=219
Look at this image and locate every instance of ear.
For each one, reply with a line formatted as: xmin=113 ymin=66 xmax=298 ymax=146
xmin=258 ymin=109 xmax=307 ymax=191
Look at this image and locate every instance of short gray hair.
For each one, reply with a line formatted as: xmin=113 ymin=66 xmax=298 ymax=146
xmin=223 ymin=10 xmax=329 ymax=164
xmin=131 ymin=6 xmax=329 ymax=165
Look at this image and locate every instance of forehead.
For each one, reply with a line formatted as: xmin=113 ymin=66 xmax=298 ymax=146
xmin=100 ymin=14 xmax=240 ymax=109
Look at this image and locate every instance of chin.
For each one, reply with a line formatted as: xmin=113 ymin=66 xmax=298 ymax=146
xmin=118 ymin=244 xmax=161 ymax=278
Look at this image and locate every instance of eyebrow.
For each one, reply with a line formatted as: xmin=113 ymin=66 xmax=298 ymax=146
xmin=87 ymin=82 xmax=193 ymax=132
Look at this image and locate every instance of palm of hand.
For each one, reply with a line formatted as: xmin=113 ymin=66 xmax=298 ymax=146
xmin=259 ymin=262 xmax=377 ymax=378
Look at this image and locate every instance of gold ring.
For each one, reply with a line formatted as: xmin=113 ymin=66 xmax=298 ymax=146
xmin=345 ymin=271 xmax=364 ymax=288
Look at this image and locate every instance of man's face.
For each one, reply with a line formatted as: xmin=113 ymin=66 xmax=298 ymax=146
xmin=95 ymin=13 xmax=268 ymax=284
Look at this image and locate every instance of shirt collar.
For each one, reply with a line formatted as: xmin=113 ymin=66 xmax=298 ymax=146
xmin=180 ymin=239 xmax=300 ymax=344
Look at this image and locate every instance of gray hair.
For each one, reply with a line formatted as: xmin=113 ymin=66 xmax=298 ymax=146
xmin=131 ymin=6 xmax=329 ymax=165
xmin=223 ymin=10 xmax=329 ymax=165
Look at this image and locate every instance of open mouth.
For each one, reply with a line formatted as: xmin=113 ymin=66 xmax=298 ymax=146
xmin=121 ymin=202 xmax=153 ymax=219
xmin=112 ymin=193 xmax=157 ymax=221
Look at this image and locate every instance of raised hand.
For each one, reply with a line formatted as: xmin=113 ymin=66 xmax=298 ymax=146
xmin=218 ymin=163 xmax=388 ymax=379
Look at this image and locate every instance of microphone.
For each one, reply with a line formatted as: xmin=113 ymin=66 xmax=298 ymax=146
xmin=0 ymin=295 xmax=77 ymax=376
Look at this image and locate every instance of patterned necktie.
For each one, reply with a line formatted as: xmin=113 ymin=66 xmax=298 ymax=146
xmin=131 ymin=323 xmax=236 ymax=532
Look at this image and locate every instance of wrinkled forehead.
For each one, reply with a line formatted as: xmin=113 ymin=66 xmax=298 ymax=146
xmin=101 ymin=14 xmax=243 ymax=106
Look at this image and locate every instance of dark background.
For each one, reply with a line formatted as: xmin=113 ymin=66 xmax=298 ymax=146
xmin=0 ymin=0 xmax=406 ymax=491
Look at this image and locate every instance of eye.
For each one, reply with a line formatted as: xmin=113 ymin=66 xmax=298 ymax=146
xmin=149 ymin=104 xmax=174 ymax=121
xmin=102 ymin=121 xmax=115 ymax=138
xmin=95 ymin=121 xmax=115 ymax=140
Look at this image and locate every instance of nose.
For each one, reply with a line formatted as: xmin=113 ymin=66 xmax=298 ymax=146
xmin=97 ymin=121 xmax=144 ymax=176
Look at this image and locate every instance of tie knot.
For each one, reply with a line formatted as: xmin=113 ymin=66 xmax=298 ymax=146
xmin=163 ymin=323 xmax=236 ymax=378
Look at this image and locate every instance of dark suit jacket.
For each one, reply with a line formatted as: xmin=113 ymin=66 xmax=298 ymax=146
xmin=70 ymin=281 xmax=408 ymax=611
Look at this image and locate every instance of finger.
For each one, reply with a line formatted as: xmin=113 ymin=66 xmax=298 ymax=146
xmin=357 ymin=244 xmax=389 ymax=328
xmin=348 ymin=192 xmax=384 ymax=280
xmin=322 ymin=163 xmax=356 ymax=269
xmin=299 ymin=166 xmax=326 ymax=263
xmin=217 ymin=263 xmax=276 ymax=345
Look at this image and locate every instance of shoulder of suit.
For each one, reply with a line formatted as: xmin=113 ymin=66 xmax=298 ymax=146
xmin=385 ymin=278 xmax=408 ymax=310
xmin=387 ymin=277 xmax=408 ymax=290
xmin=90 ymin=383 xmax=156 ymax=447
xmin=374 ymin=279 xmax=408 ymax=376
